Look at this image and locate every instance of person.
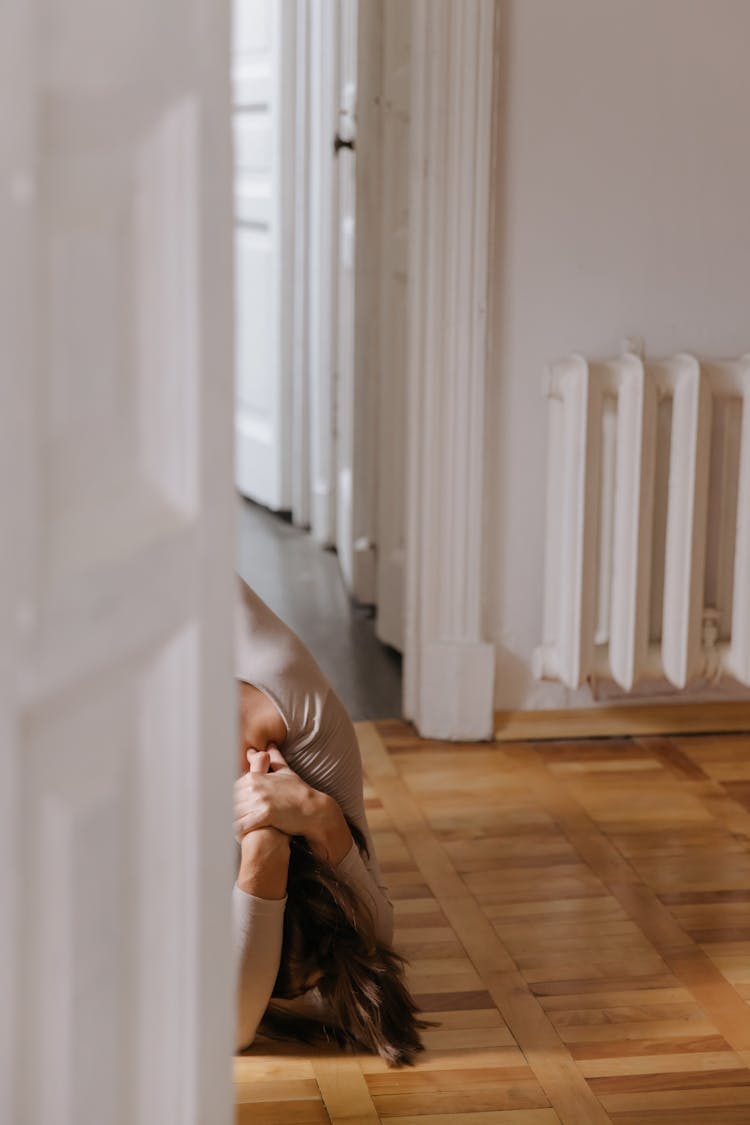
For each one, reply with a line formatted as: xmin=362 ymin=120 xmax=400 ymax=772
xmin=233 ymin=577 xmax=426 ymax=1065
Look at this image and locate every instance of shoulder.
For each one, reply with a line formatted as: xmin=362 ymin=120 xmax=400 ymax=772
xmin=238 ymin=681 xmax=288 ymax=753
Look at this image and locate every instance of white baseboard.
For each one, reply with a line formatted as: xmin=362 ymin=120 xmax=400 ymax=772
xmin=494 ymin=700 xmax=750 ymax=742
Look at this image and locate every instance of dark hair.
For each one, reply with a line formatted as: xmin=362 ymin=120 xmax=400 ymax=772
xmin=259 ymin=823 xmax=429 ymax=1066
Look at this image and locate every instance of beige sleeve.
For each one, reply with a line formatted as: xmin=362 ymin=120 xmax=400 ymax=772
xmin=233 ymin=884 xmax=287 ymax=1051
xmin=336 ymin=839 xmax=394 ymax=946
xmin=234 ymin=578 xmax=256 ymax=685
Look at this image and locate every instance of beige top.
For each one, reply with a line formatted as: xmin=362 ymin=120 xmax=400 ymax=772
xmin=233 ymin=577 xmax=393 ymax=1050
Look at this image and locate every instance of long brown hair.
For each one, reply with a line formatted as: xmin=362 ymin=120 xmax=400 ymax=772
xmin=259 ymin=824 xmax=429 ymax=1066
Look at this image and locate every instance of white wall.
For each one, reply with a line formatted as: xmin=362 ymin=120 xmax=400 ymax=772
xmin=486 ymin=0 xmax=750 ymax=709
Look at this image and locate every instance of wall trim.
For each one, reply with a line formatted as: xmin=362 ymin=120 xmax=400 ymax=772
xmin=403 ymin=0 xmax=497 ymax=738
xmin=291 ymin=0 xmax=311 ymax=528
xmin=350 ymin=0 xmax=383 ymax=604
xmin=307 ymin=0 xmax=339 ymax=546
xmin=494 ymin=702 xmax=750 ymax=742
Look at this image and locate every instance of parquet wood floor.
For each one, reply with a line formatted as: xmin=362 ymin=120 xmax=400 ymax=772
xmin=235 ymin=722 xmax=750 ymax=1125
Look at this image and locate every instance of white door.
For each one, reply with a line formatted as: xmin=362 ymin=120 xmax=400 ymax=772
xmin=376 ymin=0 xmax=411 ymax=651
xmin=0 ymin=0 xmax=236 ymax=1121
xmin=335 ymin=0 xmax=359 ymax=589
xmin=234 ymin=0 xmax=295 ymax=511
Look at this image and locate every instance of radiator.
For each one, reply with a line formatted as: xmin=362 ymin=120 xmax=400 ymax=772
xmin=533 ymin=351 xmax=750 ymax=692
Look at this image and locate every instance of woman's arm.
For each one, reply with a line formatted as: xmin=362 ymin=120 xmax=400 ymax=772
xmin=237 ymin=823 xmax=290 ymax=899
xmin=233 ymin=828 xmax=290 ymax=1051
xmin=235 ymin=751 xmax=393 ymax=945
xmin=233 ymin=749 xmax=292 ymax=1051
xmin=336 ymin=840 xmax=394 ymax=946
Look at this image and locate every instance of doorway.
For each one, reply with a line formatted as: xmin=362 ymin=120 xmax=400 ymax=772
xmin=231 ymin=0 xmax=411 ymax=659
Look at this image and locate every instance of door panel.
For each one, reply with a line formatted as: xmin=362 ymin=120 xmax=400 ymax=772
xmin=233 ymin=0 xmax=294 ymax=510
xmin=1 ymin=0 xmax=235 ymax=1120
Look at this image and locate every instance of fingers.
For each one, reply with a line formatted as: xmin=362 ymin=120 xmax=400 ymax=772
xmin=248 ymin=748 xmax=271 ymax=774
xmin=265 ymin=745 xmax=289 ymax=772
xmin=232 ymin=778 xmax=272 ymax=841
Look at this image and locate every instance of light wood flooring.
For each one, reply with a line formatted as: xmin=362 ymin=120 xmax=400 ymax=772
xmin=235 ymin=721 xmax=750 ymax=1125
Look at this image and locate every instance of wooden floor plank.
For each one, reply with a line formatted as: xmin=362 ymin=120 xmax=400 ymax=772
xmin=234 ymin=1100 xmax=331 ymax=1125
xmin=576 ymin=1050 xmax=744 ymax=1077
xmin=371 ymin=1080 xmax=551 ymax=1116
xmin=379 ymin=1112 xmax=562 ymax=1125
xmin=310 ymin=1056 xmax=381 ymax=1125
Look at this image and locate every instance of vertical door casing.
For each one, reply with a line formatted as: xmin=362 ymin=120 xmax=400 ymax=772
xmin=0 ymin=0 xmax=236 ymax=1120
xmin=291 ymin=0 xmax=312 ymax=528
xmin=348 ymin=0 xmax=387 ymax=606
xmin=337 ymin=0 xmax=395 ymax=609
xmin=233 ymin=0 xmax=296 ymax=511
xmin=308 ymin=0 xmax=340 ymax=546
xmin=375 ymin=0 xmax=411 ymax=649
xmin=334 ymin=0 xmax=359 ymax=589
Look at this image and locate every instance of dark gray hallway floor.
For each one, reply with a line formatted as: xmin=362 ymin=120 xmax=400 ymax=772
xmin=237 ymin=498 xmax=402 ymax=721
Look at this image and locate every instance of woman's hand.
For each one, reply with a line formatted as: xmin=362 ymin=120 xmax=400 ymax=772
xmin=233 ymin=746 xmax=327 ymax=841
xmin=233 ymin=747 xmax=353 ymax=863
xmin=234 ymin=754 xmax=291 ymax=898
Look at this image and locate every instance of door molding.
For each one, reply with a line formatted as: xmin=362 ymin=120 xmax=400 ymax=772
xmin=347 ymin=0 xmax=382 ymax=603
xmin=334 ymin=0 xmax=360 ymax=590
xmin=404 ymin=0 xmax=497 ymax=739
xmin=375 ymin=0 xmax=411 ymax=650
xmin=291 ymin=0 xmax=312 ymax=527
xmin=307 ymin=0 xmax=340 ymax=546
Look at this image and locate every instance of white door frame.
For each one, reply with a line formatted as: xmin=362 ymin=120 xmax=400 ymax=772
xmin=347 ymin=0 xmax=383 ymax=603
xmin=334 ymin=0 xmax=359 ymax=590
xmin=331 ymin=0 xmax=385 ymax=603
xmin=308 ymin=0 xmax=340 ymax=546
xmin=403 ymin=0 xmax=497 ymax=739
xmin=374 ymin=0 xmax=411 ymax=650
xmin=291 ymin=0 xmax=312 ymax=528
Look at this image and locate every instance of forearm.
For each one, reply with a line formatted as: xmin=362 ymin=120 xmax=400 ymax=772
xmin=234 ymin=828 xmax=290 ymax=1051
xmin=233 ymin=885 xmax=285 ymax=1051
xmin=237 ymin=826 xmax=290 ymax=899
